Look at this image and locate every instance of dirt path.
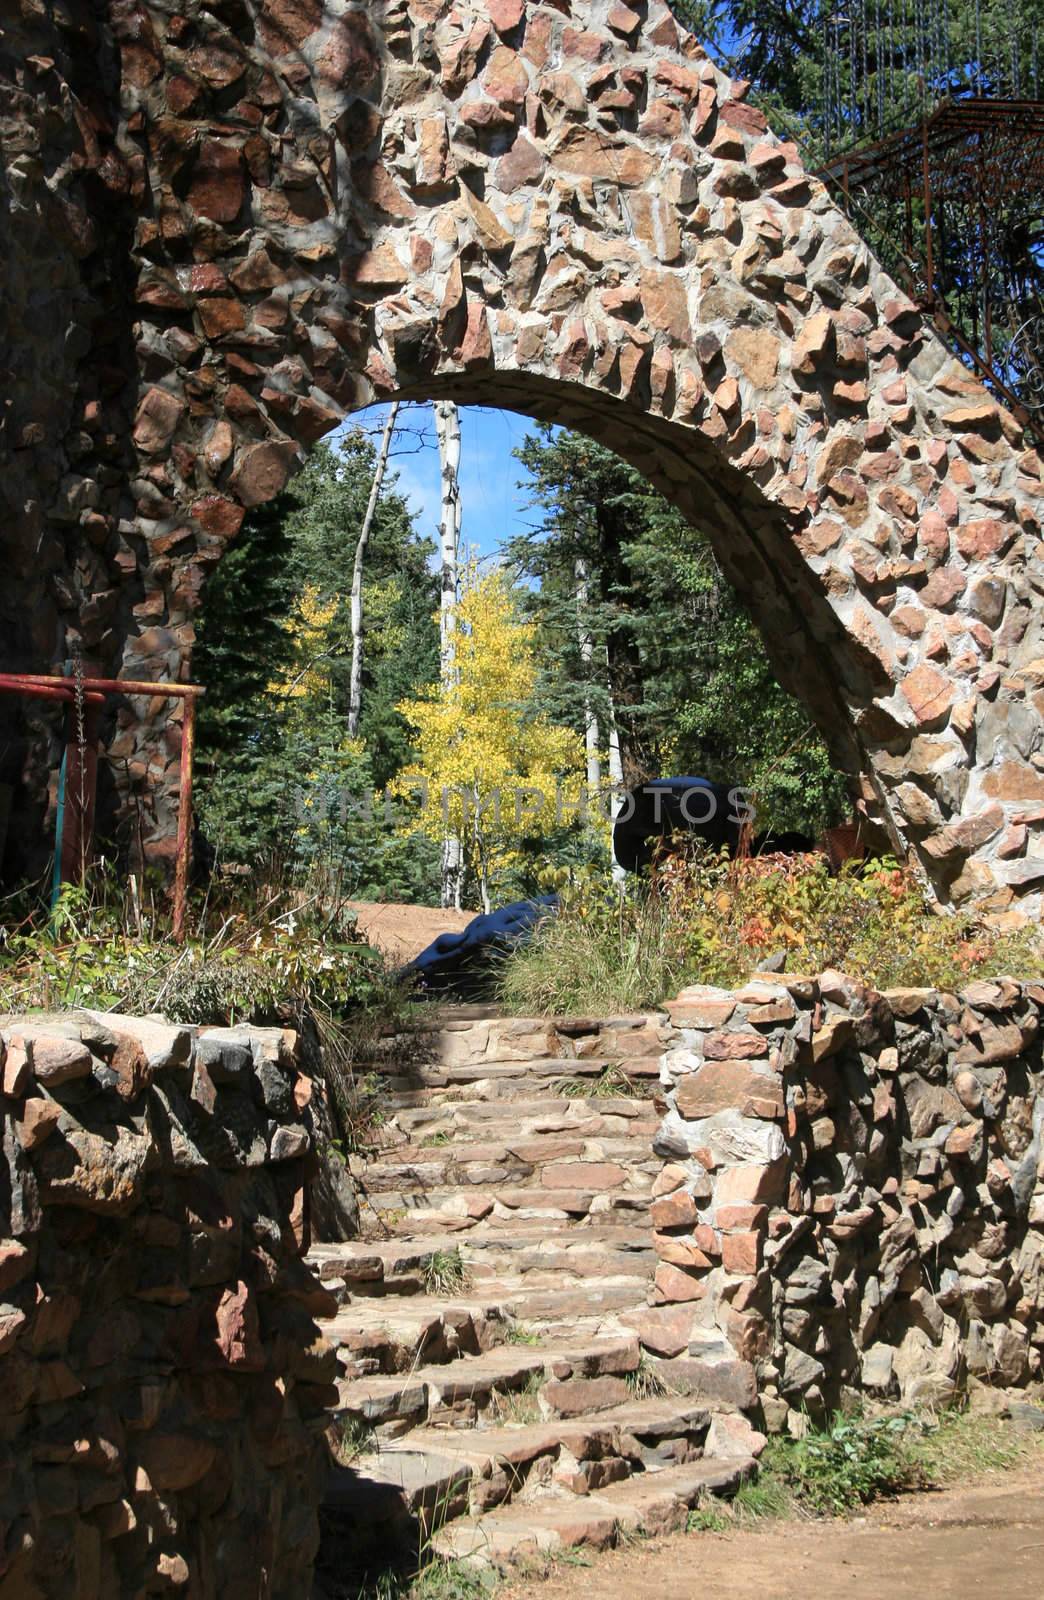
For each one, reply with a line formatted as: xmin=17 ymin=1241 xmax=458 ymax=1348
xmin=346 ymin=901 xmax=472 ymax=965
xmin=501 ymin=1472 xmax=1044 ymax=1600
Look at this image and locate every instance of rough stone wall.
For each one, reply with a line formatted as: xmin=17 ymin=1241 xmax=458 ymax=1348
xmin=0 ymin=0 xmax=143 ymax=847
xmin=0 ymin=1009 xmax=336 ymax=1597
xmin=650 ymin=975 xmax=1044 ymax=1422
xmin=0 ymin=0 xmax=1042 ymax=913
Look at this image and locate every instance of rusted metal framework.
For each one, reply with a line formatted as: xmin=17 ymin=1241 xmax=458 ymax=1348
xmin=0 ymin=674 xmax=203 ymax=940
xmin=815 ymin=3 xmax=1044 ymax=439
xmin=821 ymin=96 xmax=1044 ymax=433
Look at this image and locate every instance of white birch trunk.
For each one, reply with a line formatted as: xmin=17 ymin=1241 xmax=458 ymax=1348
xmin=434 ymin=400 xmax=463 ymax=909
xmin=607 ymin=679 xmax=627 ymax=885
xmin=574 ymin=557 xmax=601 ymax=803
xmin=347 ymin=402 xmax=399 ymax=738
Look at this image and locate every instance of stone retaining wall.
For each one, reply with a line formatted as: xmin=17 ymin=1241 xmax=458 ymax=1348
xmin=650 ymin=975 xmax=1044 ymax=1425
xmin=0 ymin=1010 xmax=336 ymax=1598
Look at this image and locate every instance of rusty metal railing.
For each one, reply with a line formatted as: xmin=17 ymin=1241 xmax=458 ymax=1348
xmin=0 ymin=673 xmax=204 ymax=941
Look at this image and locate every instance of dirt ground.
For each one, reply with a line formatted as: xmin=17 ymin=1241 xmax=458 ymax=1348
xmin=501 ymin=1472 xmax=1044 ymax=1600
xmin=346 ymin=901 xmax=473 ymax=965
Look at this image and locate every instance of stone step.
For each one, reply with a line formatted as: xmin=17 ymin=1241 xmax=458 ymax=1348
xmin=368 ymin=1057 xmax=664 ymax=1092
xmin=464 ymin=1245 xmax=656 ymax=1284
xmin=359 ymin=1189 xmax=653 ymax=1232
xmin=322 ymin=1271 xmax=662 ymax=1378
xmin=369 ymin=1132 xmax=659 ymax=1166
xmin=387 ymin=1097 xmax=657 ymax=1133
xmin=379 ymin=1080 xmax=659 ymax=1109
xmin=312 ymin=1224 xmax=655 ymax=1278
xmin=430 ymin=1454 xmax=755 ymax=1565
xmin=322 ymin=1297 xmax=513 ymax=1376
xmin=483 ymin=1279 xmax=652 ymax=1324
xmin=359 ymin=1395 xmax=715 ymax=1520
xmin=373 ymin=1010 xmax=667 ymax=1048
xmin=313 ymin=1005 xmax=769 ymax=1581
xmin=357 ymin=1213 xmax=654 ymax=1245
xmin=333 ymin=1335 xmax=641 ymax=1434
xmin=357 ymin=1149 xmax=658 ymax=1194
xmin=310 ymin=1232 xmax=657 ymax=1302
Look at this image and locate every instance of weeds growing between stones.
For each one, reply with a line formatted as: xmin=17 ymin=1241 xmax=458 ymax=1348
xmin=422 ymin=1247 xmax=470 ymax=1297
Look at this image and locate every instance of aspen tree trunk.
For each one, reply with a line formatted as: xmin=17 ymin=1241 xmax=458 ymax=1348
xmin=347 ymin=402 xmax=399 ymax=738
xmin=574 ymin=556 xmax=601 ymax=803
xmin=434 ymin=400 xmax=463 ymax=909
xmin=607 ymin=679 xmax=627 ymax=885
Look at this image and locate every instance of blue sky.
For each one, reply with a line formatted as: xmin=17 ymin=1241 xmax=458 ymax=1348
xmin=341 ymin=403 xmax=539 ymax=560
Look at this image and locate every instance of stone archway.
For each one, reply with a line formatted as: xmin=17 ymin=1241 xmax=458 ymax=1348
xmin=1 ymin=0 xmax=1041 ymax=913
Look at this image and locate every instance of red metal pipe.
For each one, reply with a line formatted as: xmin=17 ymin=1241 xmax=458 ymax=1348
xmin=172 ymin=695 xmax=197 ymax=944
xmin=0 ymin=680 xmax=105 ymax=706
xmin=1 ymin=671 xmax=203 ymax=932
xmin=5 ymin=672 xmax=204 ymax=699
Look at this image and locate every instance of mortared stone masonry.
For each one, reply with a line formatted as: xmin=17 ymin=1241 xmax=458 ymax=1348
xmin=0 ymin=0 xmax=1042 ymax=911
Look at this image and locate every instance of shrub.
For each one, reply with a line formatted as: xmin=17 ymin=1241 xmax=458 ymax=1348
xmin=764 ymin=1413 xmax=923 ymax=1516
xmin=658 ymin=847 xmax=1042 ymax=992
xmin=0 ymin=876 xmax=392 ymax=1027
xmin=497 ymin=876 xmax=689 ymax=1015
xmin=498 ymin=850 xmax=1042 ymax=1016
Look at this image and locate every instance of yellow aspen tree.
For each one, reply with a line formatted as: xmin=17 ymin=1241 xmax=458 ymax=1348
xmin=394 ymin=565 xmax=586 ymax=912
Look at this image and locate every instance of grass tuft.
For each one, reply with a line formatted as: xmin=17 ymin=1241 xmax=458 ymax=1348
xmin=498 ymin=853 xmax=1043 ymax=1018
xmin=359 ymin=1557 xmax=497 ymax=1599
xmin=422 ymin=1247 xmax=470 ymax=1297
xmin=905 ymin=1407 xmax=1043 ymax=1483
xmin=328 ymin=1413 xmax=377 ymax=1466
xmin=503 ymin=1323 xmax=543 ymax=1347
xmin=487 ymin=1373 xmax=546 ymax=1426
xmin=686 ymin=1500 xmax=732 ymax=1534
xmin=500 ymin=887 xmax=686 ymax=1016
xmin=555 ymin=1064 xmax=635 ymax=1100
xmin=626 ymin=1352 xmax=678 ymax=1401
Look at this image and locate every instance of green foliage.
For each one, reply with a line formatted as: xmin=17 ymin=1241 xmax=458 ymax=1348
xmin=393 ymin=564 xmax=587 ymax=912
xmin=508 ymin=427 xmax=849 ymax=838
xmin=686 ymin=1500 xmax=732 ymax=1534
xmin=658 ymin=848 xmax=1044 ymax=991
xmin=691 ymin=1406 xmax=1044 ymax=1537
xmin=499 ymin=874 xmax=690 ymax=1017
xmin=670 ymin=598 xmax=849 ymax=837
xmin=672 ymin=3 xmax=1041 ymax=404
xmin=674 ymin=2 xmax=1039 ymax=155
xmin=282 ymin=432 xmax=441 ymax=790
xmin=504 ymin=1324 xmax=543 ymax=1347
xmin=0 ymin=874 xmax=394 ymax=1029
xmin=765 ymin=1413 xmax=923 ymax=1516
xmin=194 ymin=429 xmax=441 ymax=900
xmin=499 ymin=853 xmax=1043 ymax=1016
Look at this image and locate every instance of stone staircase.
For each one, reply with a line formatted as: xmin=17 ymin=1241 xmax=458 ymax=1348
xmin=310 ymin=1008 xmax=764 ymax=1588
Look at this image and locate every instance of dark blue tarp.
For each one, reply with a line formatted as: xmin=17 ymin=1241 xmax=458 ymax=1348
xmin=406 ymin=896 xmax=558 ymax=994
